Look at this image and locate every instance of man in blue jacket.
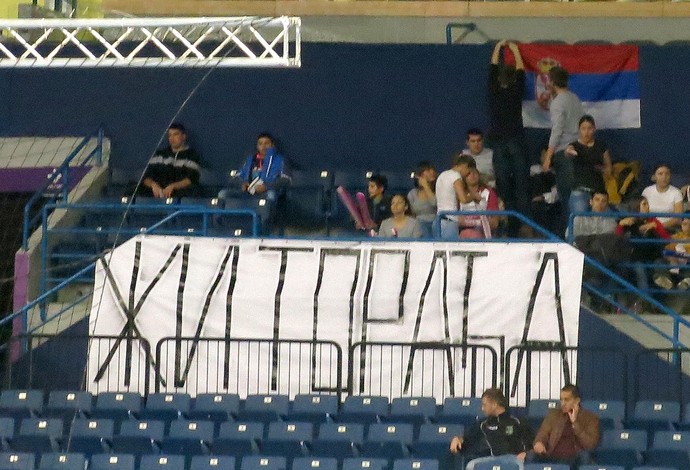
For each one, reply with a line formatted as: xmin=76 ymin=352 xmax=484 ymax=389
xmin=450 ymin=388 xmax=533 ymax=470
xmin=236 ymin=133 xmax=287 ymax=200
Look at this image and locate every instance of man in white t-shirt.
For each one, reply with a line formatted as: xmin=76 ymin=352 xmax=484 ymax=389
xmin=464 ymin=128 xmax=495 ymax=188
xmin=641 ymin=163 xmax=683 ymax=228
xmin=436 ymin=153 xmax=477 ymax=240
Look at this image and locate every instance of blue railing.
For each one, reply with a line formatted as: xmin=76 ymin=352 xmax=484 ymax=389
xmin=432 ymin=209 xmax=562 ymax=241
xmin=22 ymin=128 xmax=104 ymax=251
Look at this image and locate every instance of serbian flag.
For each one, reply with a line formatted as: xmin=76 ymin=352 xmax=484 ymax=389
xmin=516 ymin=44 xmax=640 ymax=129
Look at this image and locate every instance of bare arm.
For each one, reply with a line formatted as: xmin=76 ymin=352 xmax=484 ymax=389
xmin=507 ymin=42 xmax=524 ymax=70
xmin=453 ymin=178 xmax=472 ymax=204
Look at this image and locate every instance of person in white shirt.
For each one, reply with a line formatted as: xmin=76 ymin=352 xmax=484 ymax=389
xmin=642 ymin=163 xmax=683 ymax=228
xmin=435 ymin=154 xmax=477 ymax=240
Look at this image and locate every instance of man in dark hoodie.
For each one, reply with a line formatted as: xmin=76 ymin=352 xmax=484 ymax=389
xmin=450 ymin=388 xmax=533 ymax=470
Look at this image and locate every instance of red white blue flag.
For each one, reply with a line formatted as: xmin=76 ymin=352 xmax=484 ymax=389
xmin=515 ymin=44 xmax=640 ymax=129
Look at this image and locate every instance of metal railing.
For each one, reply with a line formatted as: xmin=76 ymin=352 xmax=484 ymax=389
xmin=22 ymin=128 xmax=104 ymax=251
xmin=348 ymin=341 xmax=498 ymax=401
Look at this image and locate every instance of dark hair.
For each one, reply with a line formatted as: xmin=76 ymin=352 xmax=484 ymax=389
xmin=391 ymin=193 xmax=413 ymax=216
xmin=625 ymin=196 xmax=646 ymax=213
xmin=168 ymin=122 xmax=186 ymax=134
xmin=414 ymin=161 xmax=436 ymax=189
xmin=466 ymin=128 xmax=484 ymax=140
xmin=549 ymin=66 xmax=569 ymax=88
xmin=452 ymin=153 xmax=477 ymax=168
xmin=591 ymin=190 xmax=609 ymax=199
xmin=653 ymin=162 xmax=672 ymax=173
xmin=579 ymin=114 xmax=596 ymax=127
xmin=482 ymin=388 xmax=508 ymax=409
xmin=257 ymin=132 xmax=274 ymax=145
xmin=561 ymin=384 xmax=581 ymax=399
xmin=368 ymin=173 xmax=388 ymax=192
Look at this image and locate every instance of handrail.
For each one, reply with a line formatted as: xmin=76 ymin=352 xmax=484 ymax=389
xmin=432 ymin=209 xmax=562 ymax=241
xmin=22 ymin=128 xmax=104 ymax=250
xmin=566 ymin=209 xmax=684 ymax=244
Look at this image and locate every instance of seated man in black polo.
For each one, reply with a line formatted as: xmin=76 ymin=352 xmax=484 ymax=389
xmin=140 ymin=122 xmax=202 ymax=198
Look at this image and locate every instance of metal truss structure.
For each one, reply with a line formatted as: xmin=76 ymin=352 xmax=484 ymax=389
xmin=0 ymin=16 xmax=301 ymax=68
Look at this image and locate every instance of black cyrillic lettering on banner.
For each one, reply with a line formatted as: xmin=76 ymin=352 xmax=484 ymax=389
xmin=362 ymin=249 xmax=411 ymax=323
xmin=359 ymin=248 xmax=410 ymax=391
xmin=223 ymin=244 xmax=241 ymax=389
xmin=177 ymin=244 xmax=235 ymax=387
xmin=451 ymin=251 xmax=488 ymax=367
xmin=124 ymin=241 xmax=142 ymax=387
xmin=259 ymin=246 xmax=315 ymax=391
xmin=94 ymin=243 xmax=183 ymax=387
xmin=404 ymin=250 xmax=451 ymax=394
xmin=173 ymin=244 xmax=191 ymax=387
xmin=312 ymin=248 xmax=361 ymax=393
xmin=510 ymin=252 xmax=569 ymax=397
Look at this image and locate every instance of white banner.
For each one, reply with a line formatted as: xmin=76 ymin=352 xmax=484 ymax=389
xmin=88 ymin=236 xmax=584 ymax=403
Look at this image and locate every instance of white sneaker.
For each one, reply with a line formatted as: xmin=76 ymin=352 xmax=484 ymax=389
xmin=654 ymin=275 xmax=674 ymax=290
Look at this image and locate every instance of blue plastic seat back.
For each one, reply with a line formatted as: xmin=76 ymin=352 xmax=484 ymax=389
xmin=93 ymin=392 xmax=142 ymax=421
xmin=141 ymin=393 xmax=191 ymax=422
xmin=439 ymin=397 xmax=481 ymax=425
xmin=213 ymin=421 xmax=264 ymax=457
xmin=524 ymin=465 xmax=570 ymax=470
xmin=68 ymin=418 xmax=115 ymax=456
xmin=392 ymin=459 xmax=438 ymax=470
xmin=189 ymin=393 xmax=239 ymax=423
xmin=582 ymin=400 xmax=625 ymax=430
xmin=527 ymin=399 xmax=560 ymax=429
xmin=13 ymin=418 xmax=63 ymax=453
xmin=292 ymin=457 xmax=338 ymax=470
xmin=239 ymin=395 xmax=290 ymax=423
xmin=112 ymin=420 xmax=164 ymax=455
xmin=89 ymin=453 xmax=136 ymax=470
xmin=342 ymin=458 xmax=389 ymax=470
xmin=38 ymin=452 xmax=87 ymax=470
xmin=312 ymin=423 xmax=364 ymax=459
xmin=340 ymin=397 xmax=389 ymax=425
xmin=240 ymin=456 xmax=288 ymax=470
xmin=290 ymin=395 xmax=339 ymax=424
xmin=139 ymin=455 xmax=186 ymax=470
xmin=0 ymin=418 xmax=14 ymax=441
xmin=472 ymin=460 xmax=520 ymax=470
xmin=189 ymin=456 xmax=236 ymax=470
xmin=46 ymin=391 xmax=93 ymax=415
xmin=579 ymin=466 xmax=624 ymax=470
xmin=263 ymin=422 xmax=313 ymax=458
xmin=0 ymin=391 xmax=43 ymax=419
xmin=363 ymin=423 xmax=414 ymax=459
xmin=0 ymin=451 xmax=36 ymax=470
xmin=600 ymin=429 xmax=648 ymax=451
xmin=161 ymin=420 xmax=215 ymax=456
xmin=388 ymin=398 xmax=436 ymax=425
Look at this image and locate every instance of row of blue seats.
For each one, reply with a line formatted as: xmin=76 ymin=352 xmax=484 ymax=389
xmin=0 ymin=417 xmax=462 ymax=459
xmin=3 ymin=391 xmax=687 ymax=431
xmin=0 ymin=453 xmax=440 ymax=470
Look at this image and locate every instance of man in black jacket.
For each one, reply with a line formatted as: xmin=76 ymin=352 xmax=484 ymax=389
xmin=449 ymin=388 xmax=533 ymax=470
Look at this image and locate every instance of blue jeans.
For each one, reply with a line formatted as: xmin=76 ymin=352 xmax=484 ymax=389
xmin=568 ymin=189 xmax=590 ymax=214
xmin=439 ymin=218 xmax=459 ymax=240
xmin=465 ymin=454 xmax=524 ymax=470
xmin=526 ymin=450 xmax=592 ymax=470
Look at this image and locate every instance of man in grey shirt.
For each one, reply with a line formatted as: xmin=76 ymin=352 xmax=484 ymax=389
xmin=542 ymin=66 xmax=584 ymax=234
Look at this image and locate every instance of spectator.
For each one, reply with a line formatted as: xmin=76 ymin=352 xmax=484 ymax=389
xmin=488 ymin=40 xmax=531 ymax=229
xmin=572 ymin=191 xmax=618 ymax=238
xmin=463 ymin=128 xmax=495 ymax=188
xmin=529 ymin=150 xmax=561 ymax=235
xmin=541 ymin=66 xmax=584 ymax=233
xmin=565 ymin=115 xmax=612 ymax=214
xmin=407 ymin=161 xmax=437 ymax=238
xmin=458 ymin=166 xmax=500 ymax=239
xmin=377 ymin=194 xmax=422 ymax=238
xmin=529 ymin=384 xmax=599 ymax=468
xmin=655 ymin=214 xmax=690 ymax=290
xmin=140 ymin=122 xmax=202 ymax=198
xmin=449 ymin=388 xmax=532 ymax=470
xmin=364 ymin=173 xmax=392 ymax=231
xmin=641 ymin=163 xmax=683 ymax=229
xmin=436 ymin=153 xmax=477 ymax=240
xmin=235 ymin=132 xmax=288 ymax=201
xmin=616 ymin=196 xmax=671 ymax=290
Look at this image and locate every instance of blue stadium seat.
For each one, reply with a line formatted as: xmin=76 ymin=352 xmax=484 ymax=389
xmin=392 ymin=459 xmax=438 ymax=470
xmin=219 ymin=196 xmax=272 ymax=237
xmin=239 ymin=395 xmax=289 ymax=424
xmin=363 ymin=423 xmax=414 ymax=459
xmin=126 ymin=197 xmax=180 ymax=233
xmin=89 ymin=453 xmax=136 ymax=470
xmin=579 ymin=466 xmax=624 ymax=470
xmin=111 ymin=420 xmax=164 ymax=456
xmin=262 ymin=422 xmax=313 ymax=458
xmin=644 ymin=431 xmax=690 ymax=469
xmin=0 ymin=452 xmax=36 ymax=470
xmin=582 ymin=400 xmax=625 ymax=431
xmin=412 ymin=423 xmax=464 ymax=464
xmin=92 ymin=392 xmax=142 ymax=427
xmin=0 ymin=418 xmax=14 ymax=449
xmin=631 ymin=466 xmax=676 ymax=470
xmin=342 ymin=458 xmax=389 ymax=470
xmin=524 ymin=465 xmax=570 ymax=470
xmin=527 ymin=399 xmax=560 ymax=430
xmin=67 ymin=418 xmax=114 ymax=457
xmin=189 ymin=455 xmax=236 ymax=470
xmin=312 ymin=423 xmax=364 ymax=459
xmin=177 ymin=197 xmax=222 ymax=234
xmin=285 ymin=170 xmax=333 ymax=231
xmin=140 ymin=393 xmax=191 ymax=425
xmin=382 ymin=172 xmax=415 ymax=195
xmin=161 ymin=420 xmax=214 ymax=457
xmin=628 ymin=401 xmax=680 ymax=434
xmin=240 ymin=456 xmax=288 ymax=470
xmin=339 ymin=397 xmax=389 ymax=425
xmin=139 ymin=455 xmax=186 ymax=470
xmin=38 ymin=452 xmax=86 ymax=470
xmin=438 ymin=398 xmax=481 ymax=426
xmin=594 ymin=429 xmax=647 ymax=469
xmin=0 ymin=391 xmax=43 ymax=421
xmin=388 ymin=398 xmax=436 ymax=426
xmin=44 ymin=391 xmax=93 ymax=421
xmin=212 ymin=421 xmax=263 ymax=457
xmin=188 ymin=394 xmax=239 ymax=425
xmin=292 ymin=457 xmax=338 ymax=470
xmin=290 ymin=395 xmax=339 ymax=425
xmin=12 ymin=418 xmax=63 ymax=453
xmin=472 ymin=459 xmax=520 ymax=470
